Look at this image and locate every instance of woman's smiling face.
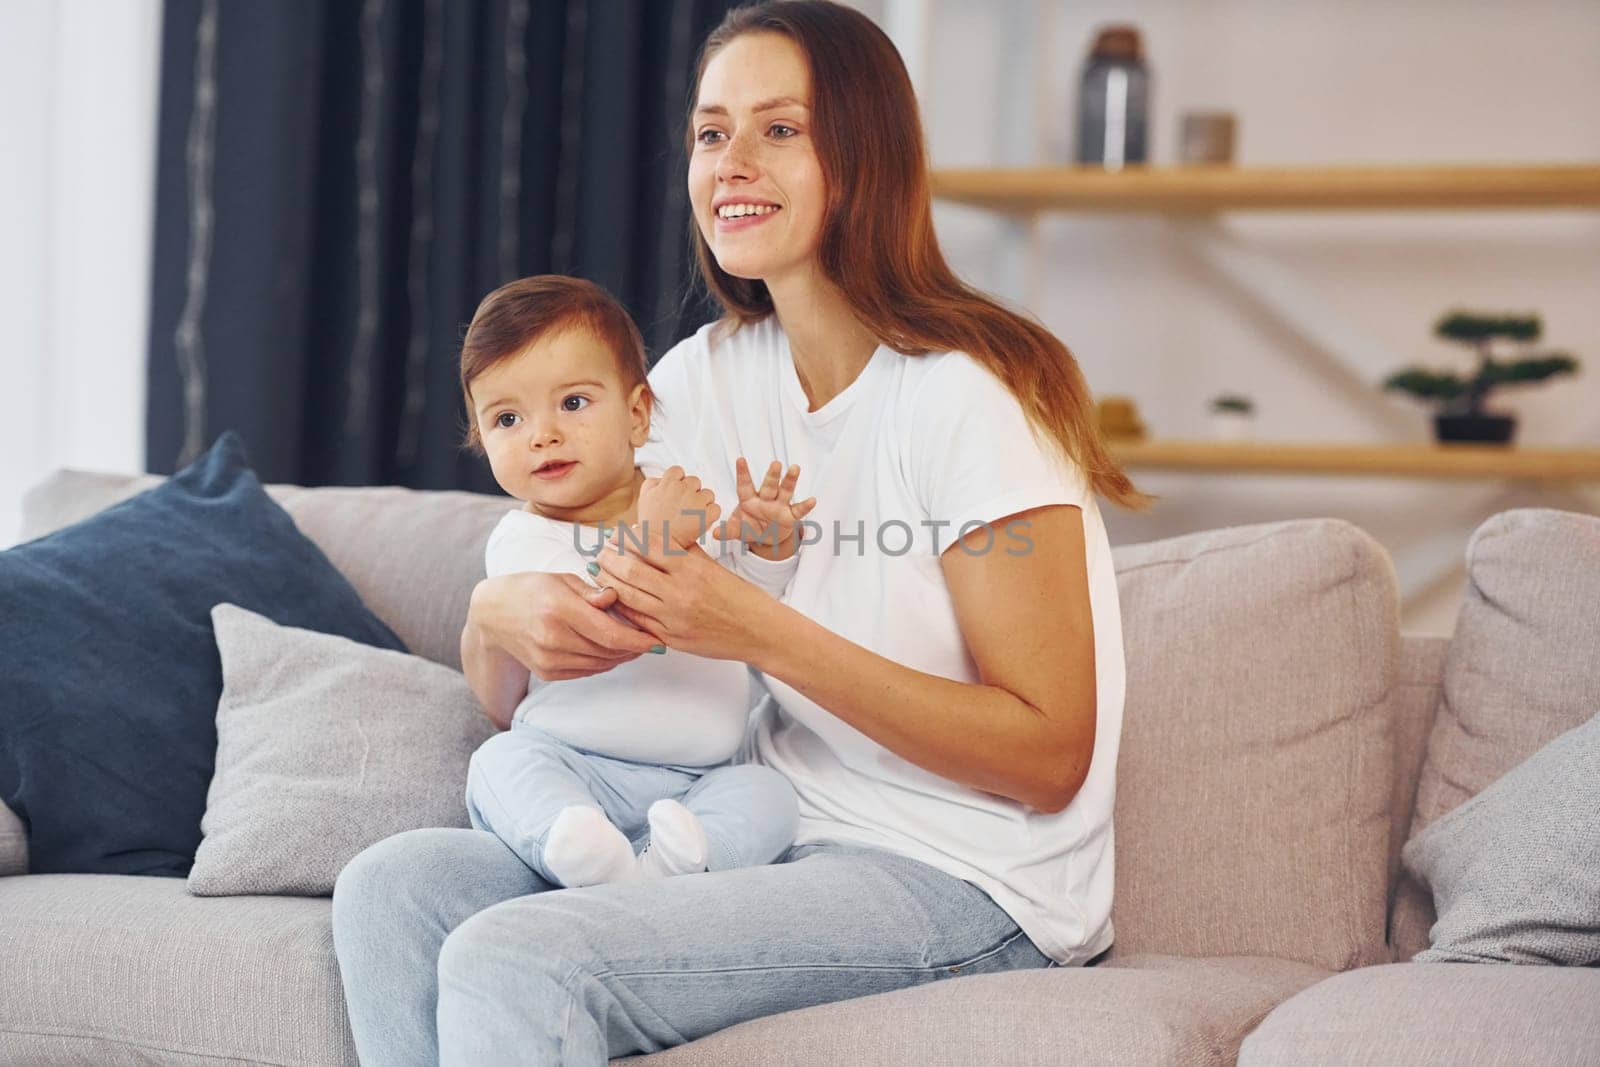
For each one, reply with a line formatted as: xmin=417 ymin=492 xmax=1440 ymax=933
xmin=688 ymin=33 xmax=827 ymax=287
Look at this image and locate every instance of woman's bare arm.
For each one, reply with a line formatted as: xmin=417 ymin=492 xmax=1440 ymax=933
xmin=595 ymin=504 xmax=1097 ymax=812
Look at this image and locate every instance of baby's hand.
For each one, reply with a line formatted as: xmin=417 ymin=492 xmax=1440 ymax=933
xmin=712 ymin=458 xmax=817 ymax=560
xmin=636 ymin=467 xmax=721 ymax=549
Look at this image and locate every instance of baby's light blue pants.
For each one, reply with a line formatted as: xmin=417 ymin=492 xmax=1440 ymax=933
xmin=463 ymin=720 xmax=799 ymax=882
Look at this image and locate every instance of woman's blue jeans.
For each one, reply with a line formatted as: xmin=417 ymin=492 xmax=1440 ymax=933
xmin=330 ymin=828 xmax=1054 ymax=1065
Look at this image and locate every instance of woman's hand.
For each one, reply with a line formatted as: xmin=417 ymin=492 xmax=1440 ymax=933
xmin=592 ymin=527 xmax=786 ymax=663
xmin=463 ymin=571 xmax=661 ymax=700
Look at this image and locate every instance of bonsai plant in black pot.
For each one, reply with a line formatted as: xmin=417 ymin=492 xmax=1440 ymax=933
xmin=1383 ymin=311 xmax=1579 ymax=444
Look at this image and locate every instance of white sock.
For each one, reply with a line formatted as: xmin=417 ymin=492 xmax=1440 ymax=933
xmin=543 ymin=805 xmax=638 ymax=888
xmin=636 ymin=798 xmax=710 ymax=879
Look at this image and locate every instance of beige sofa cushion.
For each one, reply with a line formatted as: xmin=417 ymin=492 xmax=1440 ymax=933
xmin=19 ymin=469 xmax=167 ymax=542
xmin=0 ymin=874 xmax=357 ymax=1066
xmin=636 ymin=954 xmax=1330 ymax=1066
xmin=1392 ymin=508 xmax=1600 ymax=960
xmin=1238 ymin=962 xmax=1600 ymax=1065
xmin=0 ymin=866 xmax=1324 ymax=1067
xmin=270 ymin=485 xmax=511 ymax=668
xmin=0 ymin=873 xmax=1328 ymax=1067
xmin=1106 ymin=519 xmax=1398 ymax=971
xmin=1385 ymin=635 xmax=1447 ymax=935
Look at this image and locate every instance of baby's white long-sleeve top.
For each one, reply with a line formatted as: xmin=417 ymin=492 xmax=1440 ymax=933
xmin=485 ymin=501 xmax=798 ymax=769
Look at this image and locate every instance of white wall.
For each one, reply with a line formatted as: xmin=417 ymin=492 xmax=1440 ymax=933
xmin=884 ymin=0 xmax=1600 ymax=634
xmin=0 ymin=0 xmax=162 ymax=547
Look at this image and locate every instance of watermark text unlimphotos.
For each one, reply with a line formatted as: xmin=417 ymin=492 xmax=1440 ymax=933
xmin=572 ymin=512 xmax=1036 ymax=558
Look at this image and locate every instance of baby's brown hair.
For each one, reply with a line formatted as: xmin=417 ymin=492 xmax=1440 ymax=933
xmin=460 ymin=275 xmax=654 ymax=453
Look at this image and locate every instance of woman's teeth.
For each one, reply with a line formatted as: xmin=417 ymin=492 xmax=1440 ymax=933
xmin=717 ymin=203 xmax=780 ymax=219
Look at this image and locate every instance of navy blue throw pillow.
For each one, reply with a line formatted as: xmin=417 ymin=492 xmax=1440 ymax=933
xmin=0 ymin=432 xmax=405 ymax=876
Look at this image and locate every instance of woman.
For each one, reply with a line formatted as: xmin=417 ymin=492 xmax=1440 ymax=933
xmin=332 ymin=3 xmax=1149 ymax=1063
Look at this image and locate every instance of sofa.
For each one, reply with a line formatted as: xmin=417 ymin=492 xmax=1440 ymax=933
xmin=2 ymin=469 xmax=1597 ymax=1066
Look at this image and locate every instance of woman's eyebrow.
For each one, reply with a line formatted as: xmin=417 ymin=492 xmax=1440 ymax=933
xmin=695 ymin=96 xmax=810 ymax=116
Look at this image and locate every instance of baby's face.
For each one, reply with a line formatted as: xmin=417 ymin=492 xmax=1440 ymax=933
xmin=471 ymin=326 xmax=650 ymax=524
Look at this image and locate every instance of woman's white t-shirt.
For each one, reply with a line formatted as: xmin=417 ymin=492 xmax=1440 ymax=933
xmin=637 ymin=316 xmax=1125 ymax=965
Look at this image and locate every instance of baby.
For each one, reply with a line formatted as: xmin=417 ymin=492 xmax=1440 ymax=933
xmin=459 ymin=275 xmax=812 ymax=888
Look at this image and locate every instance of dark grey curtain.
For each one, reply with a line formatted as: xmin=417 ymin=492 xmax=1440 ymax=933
xmin=146 ymin=0 xmax=732 ymax=491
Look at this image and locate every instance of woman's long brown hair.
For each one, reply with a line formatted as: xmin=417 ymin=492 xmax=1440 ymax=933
xmin=689 ymin=1 xmax=1151 ymax=511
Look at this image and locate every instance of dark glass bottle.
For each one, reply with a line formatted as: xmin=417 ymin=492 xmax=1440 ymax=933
xmin=1076 ymin=26 xmax=1149 ymax=169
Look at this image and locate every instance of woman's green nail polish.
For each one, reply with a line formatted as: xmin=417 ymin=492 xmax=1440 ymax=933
xmin=649 ymin=644 xmax=666 ymax=654
xmin=586 ymin=562 xmax=601 ymax=575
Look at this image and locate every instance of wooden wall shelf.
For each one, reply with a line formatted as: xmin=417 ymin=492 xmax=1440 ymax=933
xmin=1107 ymin=440 xmax=1600 ymax=481
xmin=929 ymin=163 xmax=1600 ymax=214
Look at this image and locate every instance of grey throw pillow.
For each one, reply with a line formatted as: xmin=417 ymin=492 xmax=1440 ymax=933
xmin=1402 ymin=710 xmax=1600 ymax=965
xmin=188 ymin=604 xmax=496 ymax=896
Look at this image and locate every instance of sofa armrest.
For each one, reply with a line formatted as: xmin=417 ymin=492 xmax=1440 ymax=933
xmin=0 ymin=798 xmax=27 ymax=876
xmin=21 ymin=469 xmax=166 ymax=543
